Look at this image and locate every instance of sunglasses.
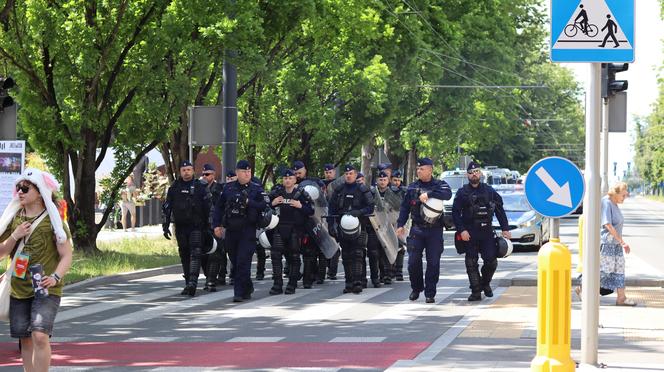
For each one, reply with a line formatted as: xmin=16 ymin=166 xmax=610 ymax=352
xmin=202 ymin=173 xmax=213 ymax=176
xmin=468 ymin=169 xmax=481 ymax=174
xmin=16 ymin=184 xmax=31 ymax=193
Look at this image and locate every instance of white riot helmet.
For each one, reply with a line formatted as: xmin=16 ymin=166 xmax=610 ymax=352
xmin=266 ymin=214 xmax=279 ymax=230
xmin=421 ymin=197 xmax=444 ymax=224
xmin=304 ymin=185 xmax=320 ymax=201
xmin=203 ymin=232 xmax=218 ymax=255
xmin=495 ymin=236 xmax=514 ymax=258
xmin=259 ymin=231 xmax=271 ymax=249
xmin=339 ymin=214 xmax=360 ymax=240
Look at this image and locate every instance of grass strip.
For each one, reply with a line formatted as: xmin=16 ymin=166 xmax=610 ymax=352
xmin=1 ymin=237 xmax=179 ymax=285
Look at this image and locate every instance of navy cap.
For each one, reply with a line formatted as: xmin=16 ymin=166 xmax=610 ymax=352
xmin=324 ymin=163 xmax=335 ymax=171
xmin=378 ymin=171 xmax=389 ymax=178
xmin=226 ymin=170 xmax=236 ymax=178
xmin=467 ymin=161 xmax=481 ymax=173
xmin=357 ymin=172 xmax=364 ymax=179
xmin=392 ymin=170 xmax=402 ymax=178
xmin=344 ymin=164 xmax=355 ymax=172
xmin=292 ymin=161 xmax=305 ymax=170
xmin=417 ymin=157 xmax=433 ymax=167
xmin=282 ymin=169 xmax=295 ymax=177
xmin=378 ymin=162 xmax=393 ymax=171
xmin=202 ymin=164 xmax=215 ymax=172
xmin=236 ymin=160 xmax=251 ymax=170
xmin=180 ymin=160 xmax=193 ymax=168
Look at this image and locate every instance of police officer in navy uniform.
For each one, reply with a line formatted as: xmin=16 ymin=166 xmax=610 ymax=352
xmin=213 ymin=160 xmax=268 ymax=302
xmin=162 ymin=160 xmax=212 ymax=296
xmin=251 ymin=176 xmax=268 ymax=281
xmin=396 ymin=158 xmax=452 ymax=303
xmin=390 ymin=169 xmax=407 ymax=281
xmin=268 ymin=169 xmax=315 ymax=294
xmin=292 ymin=160 xmax=327 ymax=287
xmin=328 ymin=164 xmax=375 ymax=294
xmin=199 ymin=164 xmax=226 ymax=291
xmin=322 ymin=163 xmax=341 ymax=280
xmin=452 ymin=161 xmax=511 ymax=301
xmin=357 ymin=172 xmax=382 ymax=288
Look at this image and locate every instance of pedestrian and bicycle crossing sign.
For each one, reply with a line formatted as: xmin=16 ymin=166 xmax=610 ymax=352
xmin=551 ymin=0 xmax=634 ymax=62
xmin=524 ymin=157 xmax=585 ymax=218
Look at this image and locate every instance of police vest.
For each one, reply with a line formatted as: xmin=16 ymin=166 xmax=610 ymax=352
xmin=463 ymin=184 xmax=495 ymax=228
xmin=173 ymin=181 xmax=202 ymax=226
xmin=336 ymin=184 xmax=370 ymax=213
xmin=272 ymin=187 xmax=306 ymax=225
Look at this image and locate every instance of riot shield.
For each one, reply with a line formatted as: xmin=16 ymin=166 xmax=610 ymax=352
xmin=300 ymin=180 xmax=341 ymax=259
xmin=369 ymin=190 xmax=399 ymax=264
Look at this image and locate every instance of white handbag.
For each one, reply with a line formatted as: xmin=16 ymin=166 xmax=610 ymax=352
xmin=0 ymin=212 xmax=49 ymax=322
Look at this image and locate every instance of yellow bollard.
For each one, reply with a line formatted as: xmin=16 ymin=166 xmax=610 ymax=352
xmin=577 ymin=215 xmax=584 ymax=274
xmin=531 ymin=238 xmax=576 ymax=372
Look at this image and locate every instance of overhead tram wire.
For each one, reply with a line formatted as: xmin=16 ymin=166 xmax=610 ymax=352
xmin=398 ymin=0 xmax=539 ymax=119
xmin=375 ymin=0 xmax=536 ymax=121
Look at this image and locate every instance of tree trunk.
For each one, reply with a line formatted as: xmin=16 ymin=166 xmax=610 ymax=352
xmin=67 ymin=130 xmax=101 ymax=254
xmin=406 ymin=146 xmax=417 ymax=184
xmin=361 ymin=137 xmax=376 ymax=185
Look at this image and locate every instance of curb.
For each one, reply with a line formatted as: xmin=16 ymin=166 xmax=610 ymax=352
xmin=65 ymin=264 xmax=181 ymax=291
xmin=496 ymin=277 xmax=664 ymax=287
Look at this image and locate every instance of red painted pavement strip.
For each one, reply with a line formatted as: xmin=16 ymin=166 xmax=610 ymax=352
xmin=0 ymin=342 xmax=429 ymax=368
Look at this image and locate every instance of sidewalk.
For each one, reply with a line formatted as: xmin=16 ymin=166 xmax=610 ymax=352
xmin=96 ymin=224 xmax=164 ymax=243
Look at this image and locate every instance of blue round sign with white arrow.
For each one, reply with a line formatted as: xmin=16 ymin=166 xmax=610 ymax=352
xmin=525 ymin=157 xmax=585 ymax=218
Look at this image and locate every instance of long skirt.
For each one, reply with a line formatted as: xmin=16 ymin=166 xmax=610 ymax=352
xmin=599 ymin=243 xmax=625 ymax=290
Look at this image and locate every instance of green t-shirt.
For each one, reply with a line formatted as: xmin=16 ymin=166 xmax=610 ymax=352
xmin=1 ymin=213 xmax=71 ymax=299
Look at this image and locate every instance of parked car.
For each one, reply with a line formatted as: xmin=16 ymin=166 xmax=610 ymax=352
xmin=493 ymin=190 xmax=550 ymax=249
xmin=440 ymin=169 xmax=472 ymax=230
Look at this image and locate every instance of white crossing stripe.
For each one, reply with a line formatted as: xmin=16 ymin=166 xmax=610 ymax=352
xmin=125 ymin=337 xmax=179 ymax=342
xmin=280 ymin=288 xmax=391 ymax=323
xmin=330 ymin=337 xmax=386 ymax=342
xmin=56 ymin=288 xmax=179 ymax=322
xmin=93 ymin=288 xmax=235 ymax=325
xmin=226 ymin=337 xmax=285 ymax=342
xmin=363 ymin=286 xmax=458 ymax=324
xmin=190 ymin=289 xmax=317 ymax=325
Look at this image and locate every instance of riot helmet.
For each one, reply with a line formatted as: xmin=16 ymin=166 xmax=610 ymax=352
xmin=304 ymin=185 xmax=320 ymax=201
xmin=495 ymin=236 xmax=513 ymax=258
xmin=258 ymin=209 xmax=279 ymax=230
xmin=339 ymin=214 xmax=361 ymax=240
xmin=421 ymin=197 xmax=444 ymax=224
xmin=258 ymin=231 xmax=271 ymax=249
xmin=454 ymin=231 xmax=469 ymax=255
xmin=202 ymin=232 xmax=218 ymax=255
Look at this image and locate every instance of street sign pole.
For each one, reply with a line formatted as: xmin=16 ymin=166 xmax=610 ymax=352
xmin=581 ymin=63 xmax=602 ymax=365
xmin=601 ymin=97 xmax=609 ymax=194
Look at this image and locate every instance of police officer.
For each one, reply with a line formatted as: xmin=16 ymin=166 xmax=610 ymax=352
xmin=322 ymin=164 xmax=342 ymax=280
xmin=374 ymin=171 xmax=395 ymax=284
xmin=213 ymin=160 xmax=268 ymax=302
xmin=293 ymin=160 xmax=327 ymax=287
xmin=452 ymin=161 xmax=510 ymax=301
xmin=357 ymin=173 xmax=380 ymax=288
xmin=268 ymin=169 xmax=315 ymax=294
xmin=200 ymin=164 xmax=226 ymax=291
xmin=251 ymin=176 xmax=268 ymax=281
xmin=328 ymin=164 xmax=374 ymax=294
xmin=162 ymin=160 xmax=212 ymax=296
xmin=396 ymin=158 xmax=452 ymax=303
xmin=223 ymin=170 xmax=238 ymax=285
xmin=390 ymin=170 xmax=407 ymax=281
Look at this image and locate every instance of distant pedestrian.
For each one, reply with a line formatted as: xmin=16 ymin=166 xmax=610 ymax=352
xmin=120 ymin=175 xmax=138 ymax=232
xmin=0 ymin=168 xmax=73 ymax=372
xmin=600 ymin=182 xmax=636 ymax=306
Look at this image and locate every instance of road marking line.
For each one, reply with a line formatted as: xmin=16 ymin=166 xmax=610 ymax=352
xmin=330 ymin=337 xmax=386 ymax=342
xmin=226 ymin=337 xmax=285 ymax=342
xmin=412 ymin=287 xmax=507 ymax=361
xmin=93 ymin=288 xmax=235 ymax=325
xmin=189 ymin=289 xmax=317 ymax=325
xmin=279 ymin=288 xmax=392 ymax=323
xmin=57 ymin=288 xmax=180 ymax=322
xmin=125 ymin=337 xmax=179 ymax=342
xmin=363 ymin=287 xmax=458 ymax=324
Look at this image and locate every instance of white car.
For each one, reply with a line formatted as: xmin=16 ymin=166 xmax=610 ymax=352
xmin=493 ymin=191 xmax=550 ymax=249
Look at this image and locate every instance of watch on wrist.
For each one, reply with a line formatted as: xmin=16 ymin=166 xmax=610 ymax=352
xmin=51 ymin=273 xmax=62 ymax=283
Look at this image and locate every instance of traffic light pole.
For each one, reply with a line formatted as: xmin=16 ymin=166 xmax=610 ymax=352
xmin=581 ymin=63 xmax=601 ymax=365
xmin=602 ymin=98 xmax=609 ymax=194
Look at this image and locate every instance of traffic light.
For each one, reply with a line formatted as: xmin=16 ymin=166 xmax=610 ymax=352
xmin=601 ymin=63 xmax=628 ymax=98
xmin=0 ymin=77 xmax=14 ymax=111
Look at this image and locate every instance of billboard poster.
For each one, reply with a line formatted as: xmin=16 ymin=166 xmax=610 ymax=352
xmin=0 ymin=140 xmax=25 ymax=213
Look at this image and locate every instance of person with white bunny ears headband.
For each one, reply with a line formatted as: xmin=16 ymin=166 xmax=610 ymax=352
xmin=0 ymin=168 xmax=72 ymax=372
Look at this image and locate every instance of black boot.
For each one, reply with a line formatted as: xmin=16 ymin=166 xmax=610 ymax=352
xmin=270 ymin=252 xmax=284 ymax=295
xmin=302 ymin=256 xmax=316 ymax=288
xmin=465 ymin=256 xmax=482 ymax=302
xmin=188 ymin=245 xmax=202 ymax=294
xmin=481 ymin=258 xmax=498 ymax=297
